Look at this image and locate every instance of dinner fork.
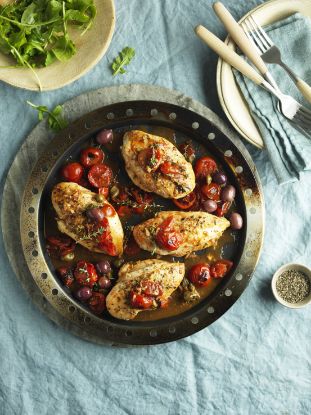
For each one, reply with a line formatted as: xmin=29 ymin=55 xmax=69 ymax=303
xmin=242 ymin=15 xmax=311 ymax=104
xmin=195 ymin=25 xmax=311 ymax=134
xmin=211 ymin=2 xmax=311 ymax=133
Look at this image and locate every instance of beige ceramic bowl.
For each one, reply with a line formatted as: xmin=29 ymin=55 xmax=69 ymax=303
xmin=0 ymin=0 xmax=115 ymax=91
xmin=271 ymin=263 xmax=311 ymax=309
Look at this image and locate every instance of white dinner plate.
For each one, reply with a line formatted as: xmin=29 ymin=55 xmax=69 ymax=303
xmin=0 ymin=0 xmax=115 ymax=91
xmin=216 ymin=0 xmax=311 ymax=149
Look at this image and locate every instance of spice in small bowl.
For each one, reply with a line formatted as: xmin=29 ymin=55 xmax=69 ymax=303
xmin=271 ymin=263 xmax=311 ymax=308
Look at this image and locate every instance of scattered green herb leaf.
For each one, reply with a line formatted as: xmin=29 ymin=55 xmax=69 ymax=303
xmin=27 ymin=100 xmax=68 ymax=132
xmin=111 ymin=46 xmax=135 ymax=76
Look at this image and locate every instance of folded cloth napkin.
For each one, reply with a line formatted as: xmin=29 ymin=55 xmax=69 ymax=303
xmin=234 ymin=13 xmax=311 ymax=184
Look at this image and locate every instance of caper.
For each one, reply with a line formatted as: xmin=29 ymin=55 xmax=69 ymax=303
xmin=110 ymin=185 xmax=120 ymax=199
xmin=183 ymin=290 xmax=200 ymax=303
xmin=61 ymin=252 xmax=75 ymax=262
xmin=96 ymin=194 xmax=105 ymax=203
xmin=113 ymin=258 xmax=124 ymax=268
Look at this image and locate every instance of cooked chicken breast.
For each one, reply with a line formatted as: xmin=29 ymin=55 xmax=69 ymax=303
xmin=121 ymin=130 xmax=195 ymax=199
xmin=52 ymin=182 xmax=124 ymax=255
xmin=106 ymin=259 xmax=185 ymax=320
xmin=133 ymin=211 xmax=230 ymax=257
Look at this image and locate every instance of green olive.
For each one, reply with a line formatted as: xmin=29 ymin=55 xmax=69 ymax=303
xmin=110 ymin=185 xmax=120 ymax=199
xmin=61 ymin=252 xmax=75 ymax=262
xmin=113 ymin=258 xmax=124 ymax=268
xmin=96 ymin=194 xmax=105 ymax=203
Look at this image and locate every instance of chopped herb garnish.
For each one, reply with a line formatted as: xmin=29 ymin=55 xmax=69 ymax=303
xmin=79 ymin=226 xmax=106 ymax=241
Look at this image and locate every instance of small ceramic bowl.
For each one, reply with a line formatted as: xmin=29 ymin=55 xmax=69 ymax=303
xmin=271 ymin=263 xmax=311 ymax=309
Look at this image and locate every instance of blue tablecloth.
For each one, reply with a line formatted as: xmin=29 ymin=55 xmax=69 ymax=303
xmin=1 ymin=1 xmax=310 ymax=414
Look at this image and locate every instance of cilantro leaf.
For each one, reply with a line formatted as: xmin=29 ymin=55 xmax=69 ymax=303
xmin=111 ymin=46 xmax=135 ymax=76
xmin=27 ymin=101 xmax=68 ymax=132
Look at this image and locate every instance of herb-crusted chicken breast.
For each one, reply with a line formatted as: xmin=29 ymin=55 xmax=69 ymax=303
xmin=133 ymin=211 xmax=230 ymax=257
xmin=52 ymin=182 xmax=124 ymax=256
xmin=121 ymin=130 xmax=195 ymax=199
xmin=106 ymin=259 xmax=185 ymax=320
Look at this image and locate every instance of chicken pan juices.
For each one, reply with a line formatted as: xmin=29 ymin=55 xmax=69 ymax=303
xmin=44 ymin=127 xmax=244 ymax=321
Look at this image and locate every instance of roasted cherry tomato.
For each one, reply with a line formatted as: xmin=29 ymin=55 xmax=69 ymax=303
xmin=61 ymin=162 xmax=84 ymax=183
xmin=88 ymin=163 xmax=113 ymax=188
xmin=159 ymin=161 xmax=181 ymax=176
xmin=117 ymin=205 xmax=133 ymax=217
xmin=74 ymin=260 xmax=98 ymax=287
xmin=201 ymin=182 xmax=221 ymax=201
xmin=131 ymin=188 xmax=153 ymax=214
xmin=155 ymin=216 xmax=183 ymax=251
xmin=129 ymin=291 xmax=154 ymax=309
xmin=46 ymin=236 xmax=76 ymax=259
xmin=178 ymin=142 xmax=195 ymax=163
xmin=172 ymin=191 xmax=196 ymax=210
xmin=124 ymin=236 xmax=141 ymax=256
xmin=98 ymin=187 xmax=109 ymax=197
xmin=80 ymin=147 xmax=104 ymax=167
xmin=88 ymin=292 xmax=106 ymax=314
xmin=140 ymin=280 xmax=163 ymax=297
xmin=210 ymin=259 xmax=233 ymax=278
xmin=188 ymin=263 xmax=211 ymax=287
xmin=57 ymin=267 xmax=74 ymax=287
xmin=137 ymin=147 xmax=162 ymax=172
xmin=215 ymin=201 xmax=231 ymax=217
xmin=102 ymin=204 xmax=115 ymax=217
xmin=96 ymin=218 xmax=117 ymax=256
xmin=194 ymin=156 xmax=217 ymax=179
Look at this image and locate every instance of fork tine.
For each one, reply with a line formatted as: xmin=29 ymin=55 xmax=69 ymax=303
xmin=249 ymin=15 xmax=274 ymax=48
xmin=243 ymin=18 xmax=266 ymax=54
xmin=247 ymin=16 xmax=270 ymax=52
xmin=241 ymin=22 xmax=262 ymax=55
xmin=299 ymin=106 xmax=311 ymax=119
xmin=294 ymin=111 xmax=311 ymax=130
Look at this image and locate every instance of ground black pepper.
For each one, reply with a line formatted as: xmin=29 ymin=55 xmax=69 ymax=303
xmin=276 ymin=270 xmax=311 ymax=303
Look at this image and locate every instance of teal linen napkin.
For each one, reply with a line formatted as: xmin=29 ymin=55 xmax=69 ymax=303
xmin=234 ymin=13 xmax=311 ymax=184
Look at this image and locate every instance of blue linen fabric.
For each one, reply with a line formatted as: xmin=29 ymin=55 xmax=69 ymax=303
xmin=235 ymin=13 xmax=311 ymax=184
xmin=0 ymin=1 xmax=311 ymax=414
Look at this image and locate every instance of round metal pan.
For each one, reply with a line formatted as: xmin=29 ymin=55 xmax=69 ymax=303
xmin=20 ymin=100 xmax=264 ymax=345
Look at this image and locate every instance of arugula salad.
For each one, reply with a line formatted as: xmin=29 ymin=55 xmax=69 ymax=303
xmin=0 ymin=0 xmax=96 ymax=69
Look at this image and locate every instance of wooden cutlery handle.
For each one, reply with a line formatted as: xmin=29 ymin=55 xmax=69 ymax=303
xmin=195 ymin=25 xmax=264 ymax=85
xmin=213 ymin=2 xmax=268 ymax=76
xmin=296 ymin=78 xmax=311 ymax=104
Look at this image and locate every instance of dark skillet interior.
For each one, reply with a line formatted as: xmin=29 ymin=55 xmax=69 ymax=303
xmin=39 ymin=102 xmax=247 ymax=327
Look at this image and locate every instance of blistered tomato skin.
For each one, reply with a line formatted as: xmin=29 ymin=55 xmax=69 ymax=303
xmin=61 ymin=162 xmax=84 ymax=183
xmin=201 ymin=183 xmax=221 ymax=201
xmin=88 ymin=163 xmax=113 ymax=188
xmin=210 ymin=260 xmax=233 ymax=278
xmin=155 ymin=216 xmax=183 ymax=251
xmin=89 ymin=292 xmax=106 ymax=314
xmin=188 ymin=263 xmax=212 ymax=287
xmin=129 ymin=291 xmax=154 ymax=309
xmin=194 ymin=157 xmax=217 ymax=179
xmin=80 ymin=147 xmax=104 ymax=167
xmin=74 ymin=261 xmax=98 ymax=287
xmin=172 ymin=192 xmax=196 ymax=210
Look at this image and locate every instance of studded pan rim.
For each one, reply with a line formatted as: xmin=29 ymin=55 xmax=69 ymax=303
xmin=20 ymin=100 xmax=264 ymax=345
